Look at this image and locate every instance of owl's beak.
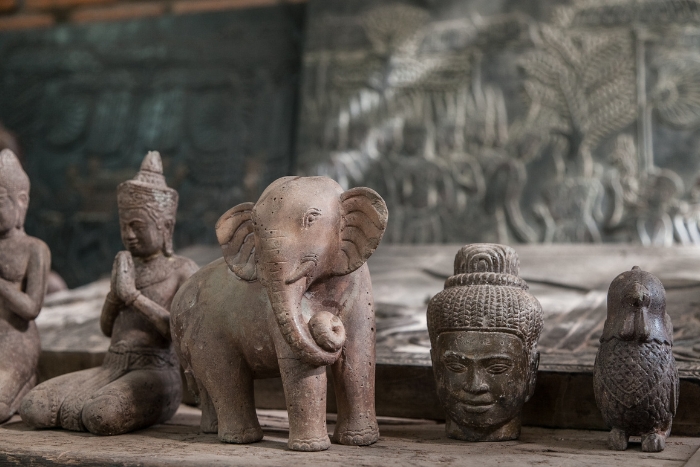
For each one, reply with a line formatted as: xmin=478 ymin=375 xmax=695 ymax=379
xmin=618 ymin=282 xmax=652 ymax=341
xmin=619 ymin=308 xmax=651 ymax=341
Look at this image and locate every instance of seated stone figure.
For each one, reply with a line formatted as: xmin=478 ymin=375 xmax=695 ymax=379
xmin=427 ymin=243 xmax=543 ymax=441
xmin=0 ymin=149 xmax=50 ymax=423
xmin=20 ymin=151 xmax=197 ymax=435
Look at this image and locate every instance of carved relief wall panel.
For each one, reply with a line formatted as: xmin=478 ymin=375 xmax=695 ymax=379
xmin=296 ymin=0 xmax=700 ymax=246
xmin=0 ymin=6 xmax=303 ymax=286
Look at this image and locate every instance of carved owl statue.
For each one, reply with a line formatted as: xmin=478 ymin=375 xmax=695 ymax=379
xmin=594 ymin=266 xmax=678 ymax=452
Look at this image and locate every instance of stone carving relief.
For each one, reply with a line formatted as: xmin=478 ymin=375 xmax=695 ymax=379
xmin=297 ymin=0 xmax=700 ymax=246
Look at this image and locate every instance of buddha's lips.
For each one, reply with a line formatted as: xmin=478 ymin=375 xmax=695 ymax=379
xmin=458 ymin=397 xmax=495 ymax=413
xmin=461 ymin=402 xmax=495 ymax=413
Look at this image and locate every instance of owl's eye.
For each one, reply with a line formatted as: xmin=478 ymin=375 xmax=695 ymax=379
xmin=626 ymin=283 xmax=651 ymax=307
xmin=641 ymin=294 xmax=650 ymax=307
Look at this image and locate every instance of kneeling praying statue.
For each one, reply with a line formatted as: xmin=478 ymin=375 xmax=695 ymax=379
xmin=20 ymin=151 xmax=198 ymax=435
xmin=0 ymin=150 xmax=50 ymax=423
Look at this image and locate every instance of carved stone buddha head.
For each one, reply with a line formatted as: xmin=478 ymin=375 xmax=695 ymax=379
xmin=427 ymin=243 xmax=543 ymax=441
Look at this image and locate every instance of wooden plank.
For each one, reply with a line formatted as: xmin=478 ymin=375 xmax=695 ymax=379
xmin=684 ymin=446 xmax=700 ymax=467
xmin=1 ymin=405 xmax=699 ymax=466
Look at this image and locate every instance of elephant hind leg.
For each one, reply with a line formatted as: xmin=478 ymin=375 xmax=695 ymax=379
xmin=192 ymin=351 xmax=262 ymax=444
xmin=183 ymin=369 xmax=217 ymax=433
xmin=198 ymin=383 xmax=218 ymax=434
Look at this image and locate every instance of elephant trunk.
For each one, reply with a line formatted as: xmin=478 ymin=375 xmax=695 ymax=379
xmin=258 ymin=235 xmax=344 ymax=367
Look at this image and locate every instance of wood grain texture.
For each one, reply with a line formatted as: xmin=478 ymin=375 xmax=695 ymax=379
xmin=2 ymin=405 xmax=700 ymax=466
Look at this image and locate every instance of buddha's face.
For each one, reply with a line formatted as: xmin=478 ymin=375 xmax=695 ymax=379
xmin=433 ymin=331 xmax=531 ymax=432
xmin=119 ymin=207 xmax=164 ymax=258
xmin=0 ymin=185 xmax=27 ymax=236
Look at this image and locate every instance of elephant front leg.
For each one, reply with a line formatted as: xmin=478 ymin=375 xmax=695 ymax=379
xmin=331 ymin=299 xmax=379 ymax=446
xmin=269 ymin=306 xmax=331 ymax=452
xmin=277 ymin=357 xmax=331 ymax=451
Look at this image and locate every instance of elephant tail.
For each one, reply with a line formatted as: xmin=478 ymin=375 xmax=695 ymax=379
xmin=183 ymin=368 xmax=201 ymax=405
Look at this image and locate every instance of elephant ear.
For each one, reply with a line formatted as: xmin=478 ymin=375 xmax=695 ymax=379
xmin=334 ymin=187 xmax=388 ymax=276
xmin=215 ymin=202 xmax=257 ymax=281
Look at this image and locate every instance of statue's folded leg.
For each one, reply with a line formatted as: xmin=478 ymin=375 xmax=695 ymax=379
xmin=0 ymin=329 xmax=39 ymax=424
xmin=81 ymin=367 xmax=182 ymax=436
xmin=20 ymin=366 xmax=109 ymax=430
xmin=0 ymin=367 xmax=35 ymax=423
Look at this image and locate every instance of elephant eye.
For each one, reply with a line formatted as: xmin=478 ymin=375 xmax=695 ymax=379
xmin=303 ymin=208 xmax=322 ymax=228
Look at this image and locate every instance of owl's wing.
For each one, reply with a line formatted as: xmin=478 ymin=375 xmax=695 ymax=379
xmin=671 ymin=363 xmax=679 ymax=417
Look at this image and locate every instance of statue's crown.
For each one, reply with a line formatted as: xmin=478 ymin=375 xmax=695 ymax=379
xmin=427 ymin=243 xmax=543 ymax=351
xmin=117 ymin=151 xmax=177 ymax=221
xmin=454 ymin=243 xmax=520 ymax=276
xmin=0 ymin=149 xmax=29 ymax=193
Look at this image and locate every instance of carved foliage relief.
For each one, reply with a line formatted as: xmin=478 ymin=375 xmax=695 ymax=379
xmin=0 ymin=7 xmax=303 ymax=286
xmin=296 ymin=0 xmax=700 ymax=246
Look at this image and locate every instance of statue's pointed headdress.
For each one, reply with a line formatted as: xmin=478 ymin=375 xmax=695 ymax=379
xmin=117 ymin=152 xmax=178 ymax=254
xmin=0 ymin=149 xmax=29 ymax=194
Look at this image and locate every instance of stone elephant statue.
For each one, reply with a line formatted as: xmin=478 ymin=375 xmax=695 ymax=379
xmin=171 ymin=176 xmax=388 ymax=451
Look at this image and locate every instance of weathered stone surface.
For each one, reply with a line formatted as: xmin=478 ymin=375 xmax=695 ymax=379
xmin=2 ymin=405 xmax=700 ymax=466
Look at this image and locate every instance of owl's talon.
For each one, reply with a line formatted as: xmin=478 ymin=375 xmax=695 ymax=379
xmin=641 ymin=433 xmax=665 ymax=452
xmin=608 ymin=428 xmax=628 ymax=450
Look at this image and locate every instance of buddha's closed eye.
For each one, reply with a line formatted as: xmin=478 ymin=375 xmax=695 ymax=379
xmin=445 ymin=360 xmax=468 ymax=373
xmin=485 ymin=363 xmax=512 ymax=374
xmin=443 ymin=352 xmax=468 ymax=373
xmin=483 ymin=357 xmax=514 ymax=375
xmin=442 ymin=352 xmax=514 ymax=375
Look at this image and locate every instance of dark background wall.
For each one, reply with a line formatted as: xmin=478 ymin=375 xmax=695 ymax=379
xmin=0 ymin=5 xmax=305 ymax=286
xmin=3 ymin=0 xmax=700 ymax=287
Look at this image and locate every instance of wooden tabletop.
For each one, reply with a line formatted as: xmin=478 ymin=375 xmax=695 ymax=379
xmin=2 ymin=405 xmax=700 ymax=466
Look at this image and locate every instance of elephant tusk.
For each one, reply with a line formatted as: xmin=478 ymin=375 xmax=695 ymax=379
xmin=285 ymin=260 xmax=316 ymax=285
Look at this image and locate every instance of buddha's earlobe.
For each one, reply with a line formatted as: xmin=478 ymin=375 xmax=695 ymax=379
xmin=162 ymin=219 xmax=174 ymax=256
xmin=525 ymin=349 xmax=540 ymax=402
xmin=15 ymin=191 xmax=28 ymax=229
